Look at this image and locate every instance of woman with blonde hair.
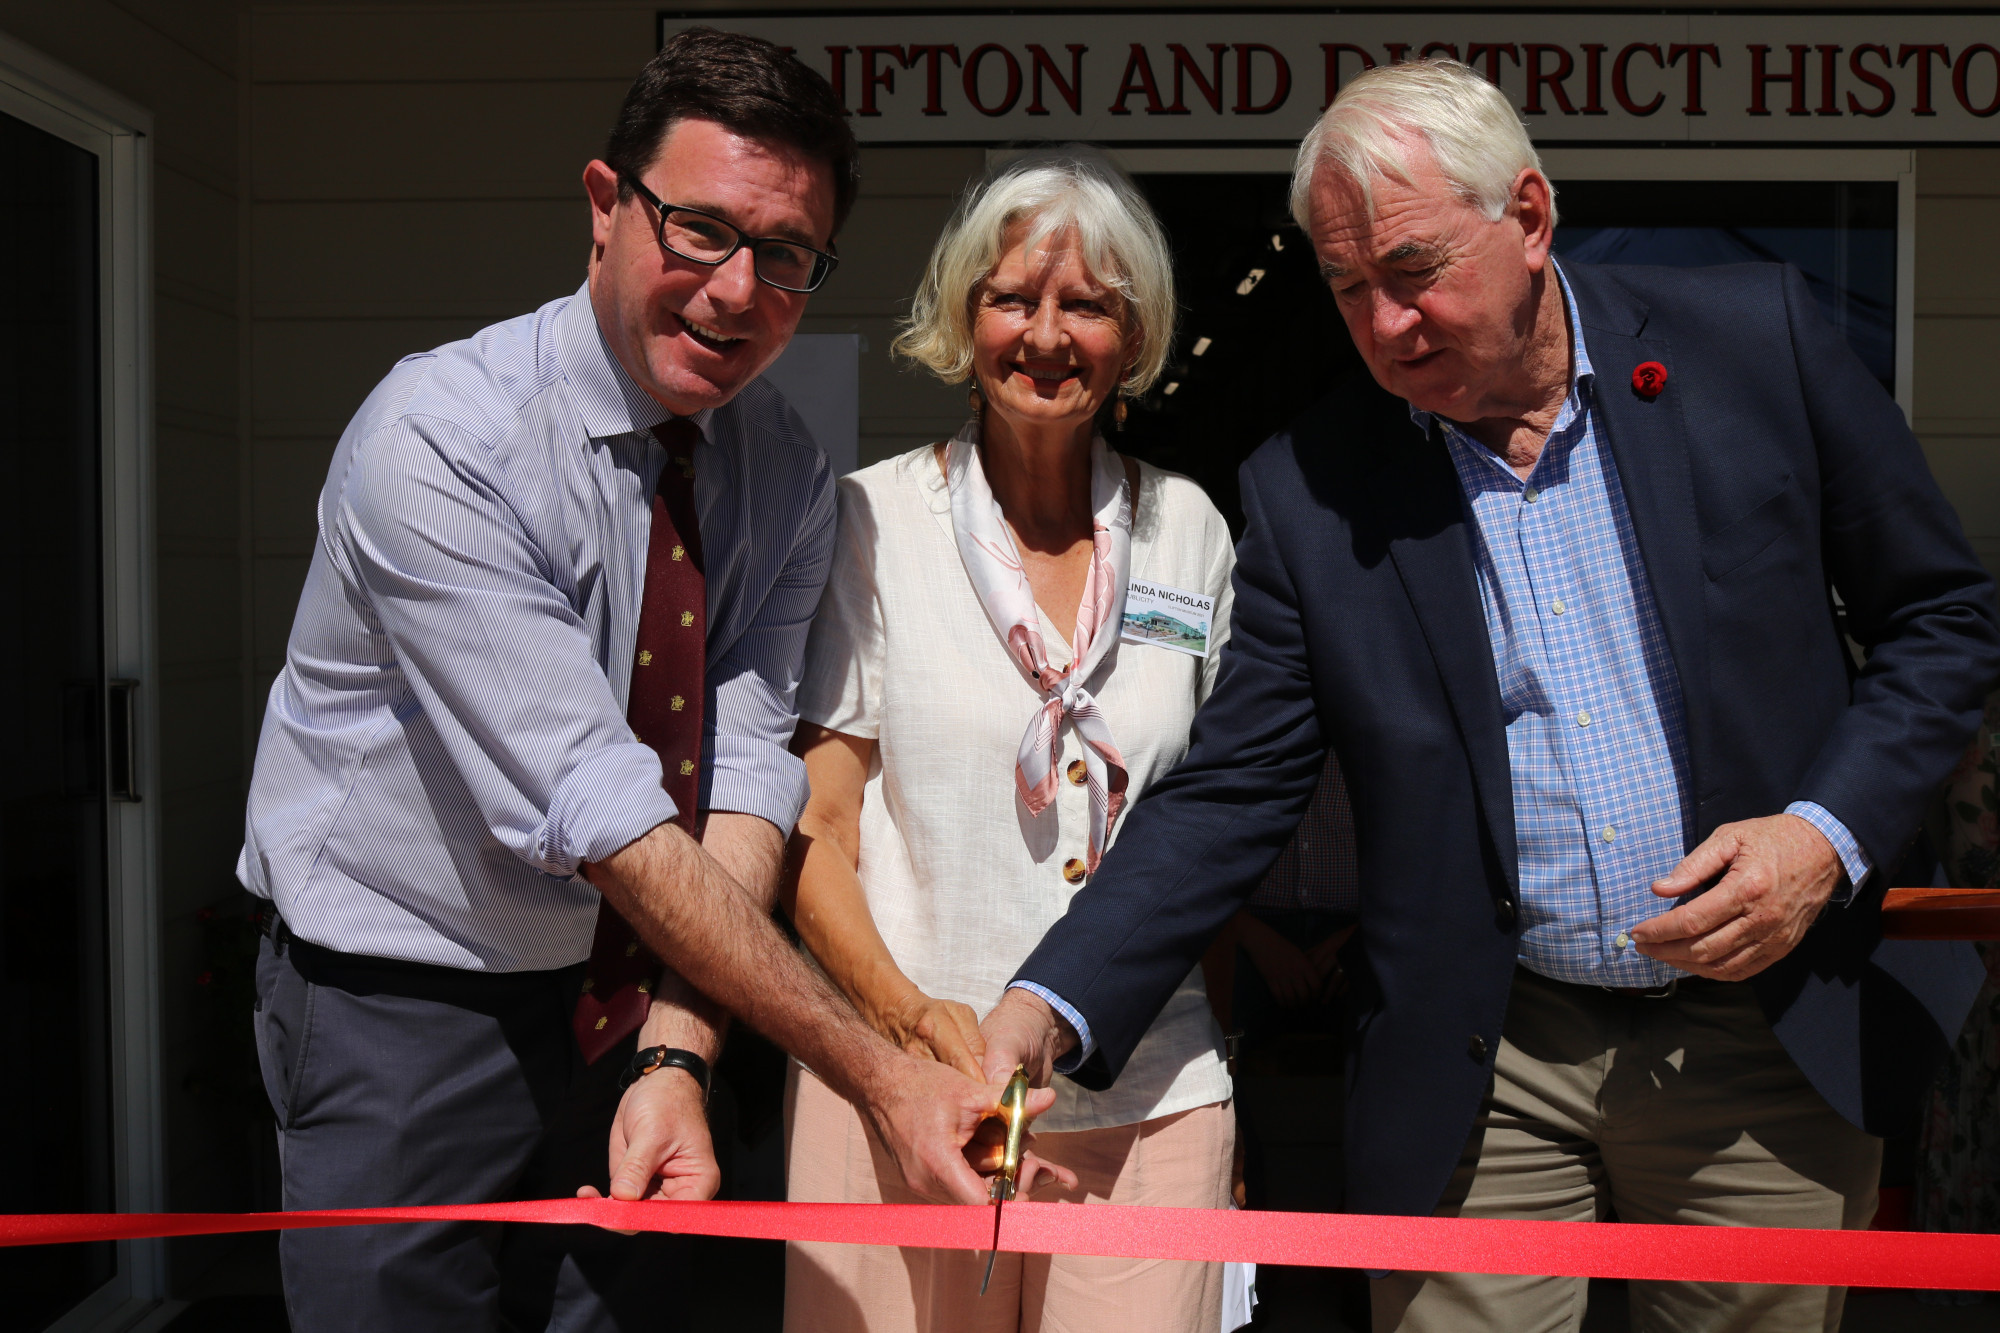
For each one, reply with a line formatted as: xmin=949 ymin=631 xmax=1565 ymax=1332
xmin=780 ymin=149 xmax=1239 ymax=1332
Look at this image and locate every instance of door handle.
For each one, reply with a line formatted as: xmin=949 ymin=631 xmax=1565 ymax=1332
xmin=107 ymin=678 xmax=139 ymax=802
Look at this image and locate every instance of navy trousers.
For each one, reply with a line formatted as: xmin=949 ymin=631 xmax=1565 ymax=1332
xmin=253 ymin=929 xmax=688 ymax=1332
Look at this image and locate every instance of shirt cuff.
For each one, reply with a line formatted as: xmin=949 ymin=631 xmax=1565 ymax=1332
xmin=1786 ymin=800 xmax=1874 ymax=903
xmin=540 ymin=741 xmax=679 ymax=875
xmin=1005 ymin=980 xmax=1095 ymax=1072
xmin=707 ymin=733 xmax=811 ymax=836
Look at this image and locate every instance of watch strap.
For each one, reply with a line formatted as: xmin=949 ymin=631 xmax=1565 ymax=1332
xmin=620 ymin=1044 xmax=713 ymax=1097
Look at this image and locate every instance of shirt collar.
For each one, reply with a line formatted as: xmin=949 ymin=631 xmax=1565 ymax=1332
xmin=554 ymin=280 xmax=716 ymax=442
xmin=1406 ymin=258 xmax=1592 ymax=438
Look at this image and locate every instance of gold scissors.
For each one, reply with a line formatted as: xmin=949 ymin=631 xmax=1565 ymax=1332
xmin=979 ymin=1065 xmax=1032 ymax=1296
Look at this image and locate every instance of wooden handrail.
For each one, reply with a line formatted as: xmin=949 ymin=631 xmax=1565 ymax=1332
xmin=1878 ymin=888 xmax=2000 ymax=940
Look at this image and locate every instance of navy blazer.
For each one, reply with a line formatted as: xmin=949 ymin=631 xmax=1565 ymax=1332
xmin=1015 ymin=260 xmax=2000 ymax=1219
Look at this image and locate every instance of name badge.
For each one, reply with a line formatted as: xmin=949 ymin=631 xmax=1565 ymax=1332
xmin=1121 ymin=578 xmax=1215 ymax=659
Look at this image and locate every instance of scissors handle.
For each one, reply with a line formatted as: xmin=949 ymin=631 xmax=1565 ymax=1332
xmin=982 ymin=1065 xmax=1032 ymax=1296
xmin=994 ymin=1065 xmax=1031 ymax=1200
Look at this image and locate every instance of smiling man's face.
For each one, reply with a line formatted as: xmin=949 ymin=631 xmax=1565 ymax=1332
xmin=584 ymin=117 xmax=835 ymax=416
xmin=1308 ymin=142 xmax=1552 ymax=424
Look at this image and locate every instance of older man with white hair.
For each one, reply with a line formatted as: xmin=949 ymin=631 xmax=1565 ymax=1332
xmin=982 ymin=59 xmax=2000 ymax=1330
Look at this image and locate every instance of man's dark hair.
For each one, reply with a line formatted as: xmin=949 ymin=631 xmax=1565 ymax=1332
xmin=607 ymin=28 xmax=860 ymax=237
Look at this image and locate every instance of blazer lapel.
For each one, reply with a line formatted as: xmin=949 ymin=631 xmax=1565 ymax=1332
xmin=1566 ymin=264 xmax=1714 ymax=812
xmin=1366 ymin=408 xmax=1520 ymax=893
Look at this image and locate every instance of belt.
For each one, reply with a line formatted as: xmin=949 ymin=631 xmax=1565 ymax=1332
xmin=1600 ymin=980 xmax=1681 ymax=999
xmin=1525 ymin=967 xmax=1711 ymax=1001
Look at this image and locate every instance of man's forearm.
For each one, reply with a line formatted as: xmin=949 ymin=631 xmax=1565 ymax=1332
xmin=635 ymin=812 xmax=790 ymax=1062
xmin=638 ymin=971 xmax=727 ymax=1061
xmin=586 ymin=819 xmax=897 ymax=1107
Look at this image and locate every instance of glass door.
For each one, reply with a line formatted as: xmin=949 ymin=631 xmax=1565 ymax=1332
xmin=0 ymin=106 xmax=115 ymax=1332
xmin=1552 ymin=179 xmax=1898 ymax=395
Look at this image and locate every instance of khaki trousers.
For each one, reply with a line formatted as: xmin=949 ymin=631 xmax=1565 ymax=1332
xmin=782 ymin=1063 xmax=1232 ymax=1333
xmin=1374 ymin=968 xmax=1881 ymax=1333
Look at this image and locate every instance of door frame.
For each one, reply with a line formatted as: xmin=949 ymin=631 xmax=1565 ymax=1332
xmin=0 ymin=31 xmax=164 ymax=1331
xmin=1059 ymin=145 xmax=1919 ymax=417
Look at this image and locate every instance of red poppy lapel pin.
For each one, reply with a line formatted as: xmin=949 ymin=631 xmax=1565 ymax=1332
xmin=1632 ymin=361 xmax=1668 ymax=399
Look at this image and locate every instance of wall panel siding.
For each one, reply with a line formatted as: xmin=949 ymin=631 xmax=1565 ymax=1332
xmin=251 ymin=5 xmax=650 ymax=82
xmin=250 ymin=80 xmax=626 ymax=200
xmin=252 ymin=315 xmax=490 ymax=437
xmin=254 ymin=200 xmax=588 ymax=318
xmin=1916 ymin=148 xmax=2000 ymax=574
xmin=252 ymin=438 xmax=339 ymax=555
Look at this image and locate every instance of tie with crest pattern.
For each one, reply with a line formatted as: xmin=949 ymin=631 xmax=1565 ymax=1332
xmin=573 ymin=418 xmax=705 ymax=1063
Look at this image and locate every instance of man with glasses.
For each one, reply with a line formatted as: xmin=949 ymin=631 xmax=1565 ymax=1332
xmin=241 ymin=29 xmax=1029 ymax=1331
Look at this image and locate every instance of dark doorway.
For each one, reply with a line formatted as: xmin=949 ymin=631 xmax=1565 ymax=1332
xmin=1122 ymin=173 xmax=1363 ymax=535
xmin=0 ymin=108 xmax=114 ymax=1331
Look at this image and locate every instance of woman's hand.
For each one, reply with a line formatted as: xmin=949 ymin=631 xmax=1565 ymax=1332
xmin=870 ymin=989 xmax=987 ymax=1082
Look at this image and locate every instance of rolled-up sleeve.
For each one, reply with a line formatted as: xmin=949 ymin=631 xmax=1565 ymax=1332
xmin=337 ymin=417 xmax=677 ymax=877
xmin=705 ymin=452 xmax=838 ymax=832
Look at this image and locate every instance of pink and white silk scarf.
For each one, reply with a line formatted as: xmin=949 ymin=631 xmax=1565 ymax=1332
xmin=946 ymin=419 xmax=1133 ymax=870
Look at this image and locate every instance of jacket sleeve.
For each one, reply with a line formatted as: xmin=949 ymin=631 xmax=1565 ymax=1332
xmin=1011 ymin=448 xmax=1330 ymax=1088
xmin=1785 ymin=263 xmax=2000 ymax=871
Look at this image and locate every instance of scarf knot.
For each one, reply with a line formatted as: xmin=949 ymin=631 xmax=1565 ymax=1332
xmin=946 ymin=421 xmax=1133 ymax=871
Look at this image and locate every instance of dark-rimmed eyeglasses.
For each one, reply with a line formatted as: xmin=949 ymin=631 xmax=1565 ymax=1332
xmin=619 ymin=171 xmax=839 ymax=294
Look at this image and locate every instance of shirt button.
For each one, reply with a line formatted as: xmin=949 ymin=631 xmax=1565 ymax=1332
xmin=1066 ymin=759 xmax=1088 ymax=786
xmin=1575 ymin=711 xmax=1592 ymax=728
xmin=1523 ymin=487 xmax=1540 ymax=503
xmin=1615 ymin=931 xmax=1631 ymax=949
xmin=1600 ymin=826 xmax=1617 ymax=843
xmin=1062 ymin=857 xmax=1088 ymax=885
xmin=1551 ymin=598 xmax=1567 ymax=615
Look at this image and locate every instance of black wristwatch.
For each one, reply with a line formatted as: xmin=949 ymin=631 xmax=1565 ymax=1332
xmin=619 ymin=1045 xmax=713 ymax=1099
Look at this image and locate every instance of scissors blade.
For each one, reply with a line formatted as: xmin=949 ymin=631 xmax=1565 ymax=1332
xmin=979 ymin=1193 xmax=1003 ymax=1295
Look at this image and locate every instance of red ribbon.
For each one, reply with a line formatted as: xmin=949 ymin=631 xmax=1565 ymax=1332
xmin=4 ymin=1199 xmax=1998 ymax=1291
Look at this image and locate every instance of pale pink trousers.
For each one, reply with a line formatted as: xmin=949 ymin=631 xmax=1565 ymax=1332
xmin=782 ymin=1063 xmax=1233 ymax=1333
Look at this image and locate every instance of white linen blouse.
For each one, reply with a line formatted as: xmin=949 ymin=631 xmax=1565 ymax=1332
xmin=797 ymin=442 xmax=1236 ymax=1132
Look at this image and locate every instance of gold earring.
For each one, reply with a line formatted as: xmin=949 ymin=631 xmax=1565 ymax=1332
xmin=1113 ymin=398 xmax=1128 ymax=432
xmin=968 ymin=385 xmax=983 ymax=414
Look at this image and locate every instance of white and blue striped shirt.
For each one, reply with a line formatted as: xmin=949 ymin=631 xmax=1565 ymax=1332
xmin=1417 ymin=264 xmax=1867 ymax=986
xmin=238 ymin=284 xmax=836 ymax=972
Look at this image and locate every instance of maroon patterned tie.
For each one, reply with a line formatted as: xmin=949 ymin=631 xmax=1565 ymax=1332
xmin=573 ymin=418 xmax=706 ymax=1064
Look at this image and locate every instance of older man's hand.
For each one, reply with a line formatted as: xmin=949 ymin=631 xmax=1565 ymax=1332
xmin=977 ymin=986 xmax=1080 ymax=1088
xmin=1627 ymin=814 xmax=1845 ymax=981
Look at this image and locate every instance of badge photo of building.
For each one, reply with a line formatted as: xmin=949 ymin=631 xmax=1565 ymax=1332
xmin=0 ymin=3 xmax=1995 ymax=1330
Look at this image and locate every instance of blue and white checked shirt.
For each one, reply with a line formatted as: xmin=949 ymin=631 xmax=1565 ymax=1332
xmin=238 ymin=284 xmax=836 ymax=972
xmin=1416 ymin=263 xmax=1869 ymax=986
